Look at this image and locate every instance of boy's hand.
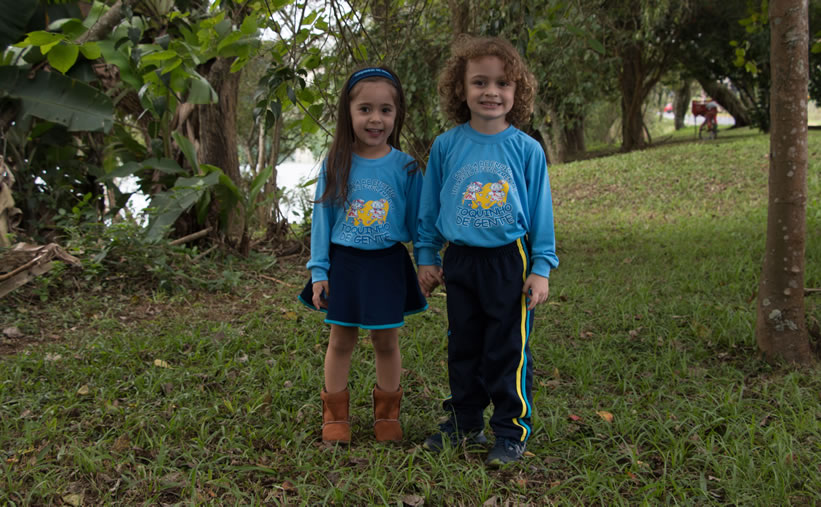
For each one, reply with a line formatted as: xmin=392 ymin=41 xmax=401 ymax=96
xmin=417 ymin=265 xmax=444 ymax=297
xmin=522 ymin=274 xmax=549 ymax=310
xmin=312 ymin=280 xmax=329 ymax=309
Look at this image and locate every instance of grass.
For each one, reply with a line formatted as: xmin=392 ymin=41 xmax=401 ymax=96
xmin=1 ymin=127 xmax=820 ymax=505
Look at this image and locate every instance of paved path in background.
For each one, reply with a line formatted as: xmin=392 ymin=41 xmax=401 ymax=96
xmin=663 ymin=112 xmax=735 ymax=126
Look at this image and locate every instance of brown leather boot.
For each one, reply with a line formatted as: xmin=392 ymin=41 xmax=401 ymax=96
xmin=321 ymin=388 xmax=350 ymax=444
xmin=373 ymin=385 xmax=403 ymax=442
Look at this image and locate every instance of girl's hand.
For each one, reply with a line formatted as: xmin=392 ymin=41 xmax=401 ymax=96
xmin=417 ymin=265 xmax=444 ymax=297
xmin=522 ymin=274 xmax=549 ymax=310
xmin=312 ymin=280 xmax=329 ymax=309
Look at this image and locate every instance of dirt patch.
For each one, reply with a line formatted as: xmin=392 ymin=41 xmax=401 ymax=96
xmin=0 ymin=253 xmax=311 ymax=357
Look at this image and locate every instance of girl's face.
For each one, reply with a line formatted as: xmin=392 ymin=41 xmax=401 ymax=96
xmin=462 ymin=55 xmax=516 ymax=135
xmin=349 ymin=80 xmax=397 ymax=158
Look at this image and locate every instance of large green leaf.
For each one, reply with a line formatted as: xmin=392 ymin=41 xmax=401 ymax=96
xmin=0 ymin=67 xmax=113 ymax=132
xmin=145 ymin=172 xmax=221 ymax=241
xmin=0 ymin=0 xmax=37 ymax=50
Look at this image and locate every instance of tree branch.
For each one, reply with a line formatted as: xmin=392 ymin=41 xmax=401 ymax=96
xmin=76 ymin=0 xmax=132 ymax=44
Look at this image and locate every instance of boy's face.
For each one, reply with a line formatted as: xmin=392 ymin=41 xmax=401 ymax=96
xmin=463 ymin=55 xmax=515 ymax=135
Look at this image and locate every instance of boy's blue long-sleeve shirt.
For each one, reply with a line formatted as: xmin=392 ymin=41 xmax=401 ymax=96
xmin=307 ymin=148 xmax=422 ymax=282
xmin=416 ymin=123 xmax=559 ymax=278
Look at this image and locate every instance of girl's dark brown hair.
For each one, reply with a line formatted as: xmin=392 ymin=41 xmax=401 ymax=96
xmin=438 ymin=34 xmax=537 ymax=127
xmin=317 ymin=65 xmax=408 ymax=206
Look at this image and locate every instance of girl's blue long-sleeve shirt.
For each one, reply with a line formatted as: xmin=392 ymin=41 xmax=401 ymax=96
xmin=307 ymin=148 xmax=422 ymax=282
xmin=416 ymin=123 xmax=559 ymax=278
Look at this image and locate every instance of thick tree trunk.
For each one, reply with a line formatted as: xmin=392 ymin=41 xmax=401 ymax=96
xmin=563 ymin=114 xmax=585 ymax=159
xmin=620 ymin=43 xmax=647 ymax=151
xmin=697 ymin=77 xmax=752 ymax=127
xmin=197 ymin=57 xmax=244 ymax=247
xmin=539 ymin=103 xmax=567 ymax=164
xmin=756 ymin=0 xmax=813 ymax=364
xmin=673 ymin=80 xmax=691 ymax=130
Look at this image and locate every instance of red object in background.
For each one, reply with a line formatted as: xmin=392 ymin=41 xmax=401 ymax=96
xmin=692 ymin=100 xmax=718 ymax=139
xmin=664 ymin=103 xmax=673 ymax=113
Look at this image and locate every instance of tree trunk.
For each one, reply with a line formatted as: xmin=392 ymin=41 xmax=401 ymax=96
xmin=673 ymin=79 xmax=691 ymax=130
xmin=257 ymin=115 xmax=283 ymax=228
xmin=197 ymin=57 xmax=244 ymax=247
xmin=755 ymin=0 xmax=813 ymax=364
xmin=697 ymin=76 xmax=752 ymax=127
xmin=449 ymin=0 xmax=472 ymax=34
xmin=620 ymin=43 xmax=647 ymax=151
xmin=539 ymin=103 xmax=567 ymax=164
xmin=563 ymin=113 xmax=585 ymax=159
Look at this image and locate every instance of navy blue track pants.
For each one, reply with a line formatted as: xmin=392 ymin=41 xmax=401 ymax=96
xmin=442 ymin=237 xmax=535 ymax=442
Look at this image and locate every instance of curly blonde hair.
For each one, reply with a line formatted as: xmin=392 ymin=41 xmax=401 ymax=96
xmin=438 ymin=34 xmax=537 ymax=127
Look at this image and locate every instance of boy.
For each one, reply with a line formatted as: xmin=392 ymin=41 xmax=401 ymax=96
xmin=416 ymin=35 xmax=558 ymax=466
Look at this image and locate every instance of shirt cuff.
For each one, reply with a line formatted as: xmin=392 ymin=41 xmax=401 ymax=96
xmin=310 ymin=268 xmax=328 ymax=283
xmin=415 ymin=247 xmax=441 ymax=266
xmin=530 ymin=258 xmax=551 ymax=279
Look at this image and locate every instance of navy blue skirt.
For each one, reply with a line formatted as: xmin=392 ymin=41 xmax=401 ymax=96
xmin=298 ymin=243 xmax=428 ymax=329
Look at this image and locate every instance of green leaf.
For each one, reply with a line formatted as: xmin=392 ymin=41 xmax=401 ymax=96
xmin=98 ymin=161 xmax=142 ymax=181
xmin=587 ymin=37 xmax=605 ymax=56
xmin=217 ymin=31 xmax=243 ymax=52
xmin=308 ymin=103 xmax=323 ymax=119
xmin=270 ymin=0 xmax=293 ymax=10
xmin=355 ymin=43 xmax=367 ymax=60
xmin=302 ymin=10 xmax=318 ymax=26
xmin=303 ymin=53 xmax=321 ymax=70
xmin=79 ymin=42 xmax=101 ymax=60
xmin=301 ymin=114 xmax=319 ymax=134
xmin=18 ymin=31 xmax=63 ymax=48
xmin=172 ymin=131 xmax=200 ymax=173
xmin=82 ymin=1 xmax=107 ymax=30
xmin=143 ymin=157 xmax=186 ymax=174
xmin=145 ymin=173 xmax=219 ymax=241
xmin=141 ymin=49 xmax=178 ymax=63
xmin=161 ymin=58 xmax=183 ymax=74
xmin=0 ymin=0 xmax=37 ymax=51
xmin=97 ymin=40 xmax=142 ymax=89
xmin=47 ymin=42 xmax=80 ymax=73
xmin=297 ymin=88 xmax=315 ymax=104
xmin=239 ymin=15 xmax=257 ymax=35
xmin=187 ymin=73 xmax=217 ymax=104
xmin=202 ymin=164 xmax=240 ymax=227
xmin=51 ymin=19 xmax=86 ymax=39
xmin=249 ymin=164 xmax=273 ymax=207
xmin=0 ymin=67 xmax=113 ymax=132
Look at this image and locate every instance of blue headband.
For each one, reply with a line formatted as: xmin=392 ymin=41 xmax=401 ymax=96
xmin=347 ymin=68 xmax=397 ymax=91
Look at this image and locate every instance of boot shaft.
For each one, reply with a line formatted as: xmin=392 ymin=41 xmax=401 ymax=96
xmin=321 ymin=388 xmax=350 ymax=444
xmin=373 ymin=385 xmax=403 ymax=442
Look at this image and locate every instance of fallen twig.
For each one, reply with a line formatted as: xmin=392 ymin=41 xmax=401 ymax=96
xmin=192 ymin=245 xmax=219 ymax=263
xmin=259 ymin=274 xmax=296 ymax=287
xmin=169 ymin=227 xmax=213 ymax=246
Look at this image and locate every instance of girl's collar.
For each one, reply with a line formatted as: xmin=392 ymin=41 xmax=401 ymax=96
xmin=353 ymin=145 xmax=393 ymax=160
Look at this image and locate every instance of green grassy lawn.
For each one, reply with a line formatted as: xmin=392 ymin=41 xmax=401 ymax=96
xmin=1 ymin=127 xmax=819 ymax=505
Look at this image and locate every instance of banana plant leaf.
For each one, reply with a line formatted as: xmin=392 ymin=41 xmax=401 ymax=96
xmin=0 ymin=67 xmax=114 ymax=132
xmin=0 ymin=0 xmax=37 ymax=50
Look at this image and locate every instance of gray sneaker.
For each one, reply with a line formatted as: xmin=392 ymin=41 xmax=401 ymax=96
xmin=484 ymin=437 xmax=526 ymax=467
xmin=423 ymin=419 xmax=488 ymax=452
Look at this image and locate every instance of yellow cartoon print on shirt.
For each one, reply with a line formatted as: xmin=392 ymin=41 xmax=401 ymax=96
xmin=347 ymin=198 xmax=390 ymax=226
xmin=461 ymin=180 xmax=509 ymax=209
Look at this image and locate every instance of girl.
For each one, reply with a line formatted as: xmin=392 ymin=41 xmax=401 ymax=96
xmin=298 ymin=66 xmax=427 ymax=444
